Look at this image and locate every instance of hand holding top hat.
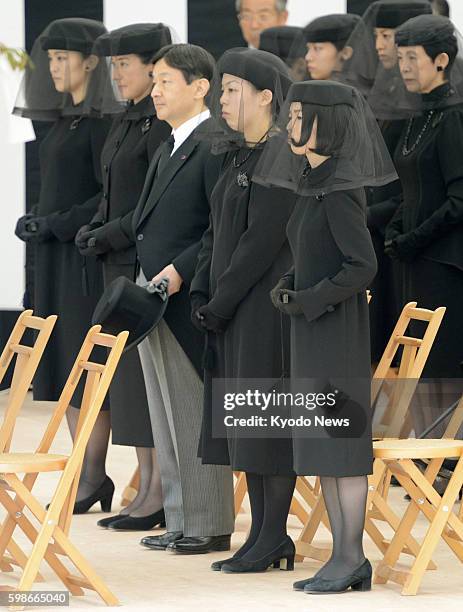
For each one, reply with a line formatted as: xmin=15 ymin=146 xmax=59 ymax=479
xmin=92 ymin=276 xmax=169 ymax=352
xmin=150 ymin=264 xmax=183 ymax=296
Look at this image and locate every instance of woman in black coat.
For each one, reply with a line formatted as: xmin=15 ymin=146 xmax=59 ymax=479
xmin=384 ymin=15 xmax=463 ymax=436
xmin=14 ymin=18 xmax=114 ymax=510
xmin=259 ymin=80 xmax=396 ymax=594
xmin=75 ymin=24 xmax=171 ymax=530
xmin=190 ymin=49 xmax=297 ymax=573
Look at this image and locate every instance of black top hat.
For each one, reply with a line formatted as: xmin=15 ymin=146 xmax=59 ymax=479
xmin=92 ymin=276 xmax=169 ymax=352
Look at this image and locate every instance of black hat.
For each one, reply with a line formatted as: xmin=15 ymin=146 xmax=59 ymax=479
xmin=218 ymin=48 xmax=292 ymax=96
xmin=92 ymin=276 xmax=169 ymax=352
xmin=288 ymin=80 xmax=356 ymax=107
xmin=395 ymin=14 xmax=456 ymax=47
xmin=39 ymin=17 xmax=106 ymax=55
xmin=304 ymin=14 xmax=361 ymax=46
xmin=374 ymin=1 xmax=432 ymax=29
xmin=93 ymin=23 xmax=172 ymax=56
xmin=259 ymin=26 xmax=306 ymax=62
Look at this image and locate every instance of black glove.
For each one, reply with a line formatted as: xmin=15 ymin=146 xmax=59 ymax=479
xmin=196 ymin=304 xmax=231 ymax=334
xmin=75 ymin=222 xmax=108 ymax=256
xmin=191 ymin=293 xmax=209 ymax=333
xmin=15 ymin=213 xmax=36 ymax=241
xmin=385 ymin=232 xmax=420 ymax=263
xmin=270 ymin=276 xmax=294 ymax=309
xmin=20 ymin=216 xmax=54 ymax=243
xmin=272 ymin=288 xmax=304 ymax=316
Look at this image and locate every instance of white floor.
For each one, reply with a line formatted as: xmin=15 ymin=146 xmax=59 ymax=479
xmin=1 ymin=393 xmax=463 ymax=611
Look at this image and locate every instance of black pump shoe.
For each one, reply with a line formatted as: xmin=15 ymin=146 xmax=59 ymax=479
xmin=221 ymin=537 xmax=295 ymax=573
xmin=293 ymin=576 xmax=318 ymax=591
xmin=303 ymin=559 xmax=372 ymax=594
xmin=211 ymin=555 xmax=239 ymax=571
xmin=108 ymin=508 xmax=165 ymax=531
xmin=73 ymin=477 xmax=115 ymax=515
xmin=97 ymin=514 xmax=128 ymax=529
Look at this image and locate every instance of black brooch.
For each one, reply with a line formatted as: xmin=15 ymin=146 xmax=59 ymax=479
xmin=316 ymin=193 xmax=325 ymax=201
xmin=141 ymin=117 xmax=152 ymax=134
xmin=237 ymin=171 xmax=249 ymax=188
xmin=69 ymin=117 xmax=84 ymax=130
xmin=302 ymin=161 xmax=312 ymax=178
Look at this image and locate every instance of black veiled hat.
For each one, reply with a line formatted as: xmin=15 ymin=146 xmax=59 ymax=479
xmin=259 ymin=26 xmax=306 ymax=62
xmin=92 ymin=276 xmax=169 ymax=353
xmin=93 ymin=23 xmax=172 ymax=56
xmin=395 ymin=13 xmax=455 ymax=47
xmin=288 ymin=80 xmax=356 ymax=107
xmin=13 ymin=18 xmax=111 ymax=120
xmin=374 ymin=1 xmax=432 ymax=29
xmin=304 ymin=14 xmax=361 ymax=46
xmin=39 ymin=18 xmax=106 ymax=55
xmin=218 ymin=47 xmax=292 ymax=95
xmin=253 ymin=79 xmax=397 ymax=196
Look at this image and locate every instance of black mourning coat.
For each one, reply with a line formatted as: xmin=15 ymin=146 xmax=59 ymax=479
xmin=286 ymin=163 xmax=377 ymax=477
xmin=386 ymin=86 xmax=463 ymax=377
xmin=92 ymin=95 xmax=170 ymax=447
xmin=366 ymin=119 xmax=404 ymax=362
xmin=131 ymin=121 xmax=222 ymax=376
xmin=33 ymin=112 xmax=110 ymax=403
xmin=191 ymin=145 xmax=297 ymax=474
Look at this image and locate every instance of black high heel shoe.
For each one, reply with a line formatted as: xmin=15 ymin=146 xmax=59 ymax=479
xmin=97 ymin=514 xmax=127 ymax=529
xmin=73 ymin=477 xmax=115 ymax=515
xmin=303 ymin=559 xmax=372 ymax=594
xmin=220 ymin=537 xmax=295 ymax=574
xmin=108 ymin=508 xmax=166 ymax=531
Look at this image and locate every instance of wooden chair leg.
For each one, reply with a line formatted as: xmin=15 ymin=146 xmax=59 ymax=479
xmin=234 ymin=472 xmax=247 ymax=515
xmin=121 ymin=467 xmax=140 ymax=507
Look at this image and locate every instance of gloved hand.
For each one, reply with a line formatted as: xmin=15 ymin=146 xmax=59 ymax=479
xmin=270 ymin=276 xmax=294 ymax=309
xmin=385 ymin=232 xmax=420 ymax=263
xmin=19 ymin=216 xmax=54 ymax=243
xmin=191 ymin=293 xmax=209 ymax=333
xmin=15 ymin=213 xmax=36 ymax=241
xmin=75 ymin=222 xmax=108 ymax=256
xmin=196 ymin=304 xmax=231 ymax=333
xmin=272 ymin=288 xmax=303 ymax=316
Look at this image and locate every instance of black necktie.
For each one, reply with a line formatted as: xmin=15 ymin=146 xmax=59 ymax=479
xmin=157 ymin=134 xmax=175 ymax=175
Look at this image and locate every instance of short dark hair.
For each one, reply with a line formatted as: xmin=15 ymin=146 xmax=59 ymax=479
xmin=432 ymin=0 xmax=450 ymax=18
xmin=151 ymin=43 xmax=216 ymax=84
xmin=295 ymin=103 xmax=361 ymax=157
xmin=423 ymin=36 xmax=458 ymax=77
xmin=136 ymin=50 xmax=156 ymax=65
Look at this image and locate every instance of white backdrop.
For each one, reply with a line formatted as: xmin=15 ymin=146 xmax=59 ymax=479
xmin=0 ymin=2 xmax=31 ymax=310
xmin=287 ymin=0 xmax=346 ymax=27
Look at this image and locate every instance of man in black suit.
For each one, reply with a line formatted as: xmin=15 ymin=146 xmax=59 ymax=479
xmin=132 ymin=44 xmax=234 ymax=554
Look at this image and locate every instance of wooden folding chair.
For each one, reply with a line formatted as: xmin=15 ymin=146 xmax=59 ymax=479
xmin=294 ymin=302 xmax=446 ymax=563
xmin=0 ymin=325 xmax=128 ymax=607
xmin=0 ymin=310 xmax=57 ymax=453
xmin=373 ymin=437 xmax=463 ymax=595
xmin=121 ymin=467 xmax=140 ymax=507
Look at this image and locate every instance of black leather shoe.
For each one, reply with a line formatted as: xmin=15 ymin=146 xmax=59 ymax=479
xmin=73 ymin=477 xmax=115 ymax=515
xmin=109 ymin=509 xmax=165 ymax=531
xmin=221 ymin=537 xmax=295 ymax=573
xmin=304 ymin=559 xmax=372 ymax=594
xmin=168 ymin=534 xmax=231 ymax=555
xmin=140 ymin=531 xmax=183 ymax=550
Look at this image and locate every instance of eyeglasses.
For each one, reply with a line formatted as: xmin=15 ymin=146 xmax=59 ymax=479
xmin=237 ymin=10 xmax=278 ymax=25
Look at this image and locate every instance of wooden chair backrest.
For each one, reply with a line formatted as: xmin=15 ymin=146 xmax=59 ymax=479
xmin=38 ymin=326 xmax=128 ymax=534
xmin=0 ymin=310 xmax=57 ymax=452
xmin=372 ymin=302 xmax=446 ymax=438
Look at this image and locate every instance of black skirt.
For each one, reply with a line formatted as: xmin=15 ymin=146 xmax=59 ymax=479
xmin=103 ymin=264 xmax=154 ymax=447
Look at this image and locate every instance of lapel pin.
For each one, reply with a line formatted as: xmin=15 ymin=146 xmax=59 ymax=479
xmin=180 ymin=155 xmax=187 ymax=160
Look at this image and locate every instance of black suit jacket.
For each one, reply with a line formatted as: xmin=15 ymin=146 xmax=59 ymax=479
xmin=132 ymin=122 xmax=222 ymax=375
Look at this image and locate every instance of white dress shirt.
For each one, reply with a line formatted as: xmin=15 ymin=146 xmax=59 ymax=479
xmin=170 ymin=109 xmax=210 ymax=155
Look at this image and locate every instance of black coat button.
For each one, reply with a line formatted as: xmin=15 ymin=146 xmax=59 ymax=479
xmin=137 ymin=234 xmax=144 ymax=241
xmin=104 ymin=164 xmax=108 ymax=172
xmin=103 ymin=192 xmax=108 ymax=199
xmin=326 ymin=305 xmax=335 ymax=312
